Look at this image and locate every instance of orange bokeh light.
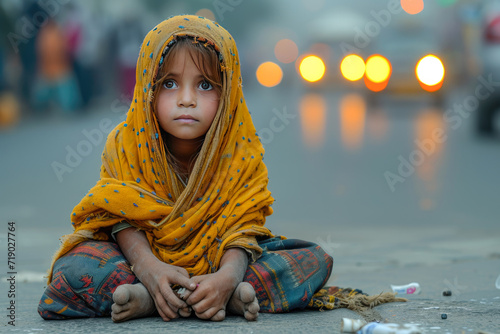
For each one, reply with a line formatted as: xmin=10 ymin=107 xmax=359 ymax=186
xmin=365 ymin=55 xmax=391 ymax=83
xmin=309 ymin=43 xmax=331 ymax=63
xmin=299 ymin=94 xmax=327 ymax=149
xmin=401 ymin=0 xmax=424 ymax=15
xmin=340 ymin=55 xmax=365 ymax=82
xmin=364 ymin=76 xmax=389 ymax=92
xmin=339 ymin=94 xmax=366 ymax=151
xmin=299 ymin=55 xmax=326 ymax=82
xmin=414 ymin=108 xmax=445 ymax=185
xmin=419 ymin=81 xmax=443 ymax=92
xmin=416 ymin=55 xmax=445 ymax=92
xmin=256 ymin=62 xmax=283 ymax=87
xmin=414 ymin=108 xmax=446 ymax=211
xmin=274 ymin=39 xmax=299 ymax=64
xmin=364 ymin=55 xmax=391 ymax=92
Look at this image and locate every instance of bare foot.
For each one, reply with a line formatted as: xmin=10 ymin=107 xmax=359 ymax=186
xmin=111 ymin=283 xmax=156 ymax=322
xmin=227 ymin=282 xmax=259 ymax=321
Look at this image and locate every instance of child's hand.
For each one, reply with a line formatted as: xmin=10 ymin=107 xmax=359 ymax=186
xmin=137 ymin=257 xmax=197 ymax=321
xmin=184 ymin=269 xmax=239 ymax=320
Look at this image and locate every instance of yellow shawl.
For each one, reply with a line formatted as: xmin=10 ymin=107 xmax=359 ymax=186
xmin=48 ymin=15 xmax=276 ymax=283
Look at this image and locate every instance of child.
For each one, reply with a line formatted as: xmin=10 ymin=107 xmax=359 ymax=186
xmin=39 ymin=14 xmax=403 ymax=322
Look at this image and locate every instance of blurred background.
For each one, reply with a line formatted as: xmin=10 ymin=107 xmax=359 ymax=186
xmin=1 ymin=0 xmax=499 ymax=282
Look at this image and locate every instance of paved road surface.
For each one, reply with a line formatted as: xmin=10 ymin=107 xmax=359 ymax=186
xmin=1 ymin=84 xmax=499 ymax=333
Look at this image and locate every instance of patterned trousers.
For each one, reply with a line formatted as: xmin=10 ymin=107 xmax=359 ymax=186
xmin=38 ymin=237 xmax=333 ymax=319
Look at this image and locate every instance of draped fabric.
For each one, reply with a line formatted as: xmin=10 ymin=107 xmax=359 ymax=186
xmin=47 ymin=15 xmax=276 ymax=283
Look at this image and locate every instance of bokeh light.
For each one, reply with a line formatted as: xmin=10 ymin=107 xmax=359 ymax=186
xmin=299 ymin=55 xmax=326 ymax=82
xmin=401 ymin=0 xmax=424 ymax=15
xmin=309 ymin=43 xmax=331 ymax=64
xmin=414 ymin=108 xmax=446 ymax=210
xmin=256 ymin=62 xmax=283 ymax=87
xmin=0 ymin=93 xmax=20 ymax=128
xmin=364 ymin=55 xmax=391 ymax=92
xmin=365 ymin=55 xmax=391 ymax=83
xmin=299 ymin=94 xmax=327 ymax=149
xmin=415 ymin=108 xmax=445 ymax=186
xmin=195 ymin=8 xmax=216 ymax=21
xmin=416 ymin=55 xmax=445 ymax=88
xmin=339 ymin=94 xmax=366 ymax=151
xmin=419 ymin=81 xmax=443 ymax=92
xmin=274 ymin=39 xmax=299 ymax=64
xmin=364 ymin=76 xmax=389 ymax=92
xmin=340 ymin=55 xmax=365 ymax=82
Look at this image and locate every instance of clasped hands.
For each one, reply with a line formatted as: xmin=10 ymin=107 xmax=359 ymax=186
xmin=140 ymin=260 xmax=238 ymax=321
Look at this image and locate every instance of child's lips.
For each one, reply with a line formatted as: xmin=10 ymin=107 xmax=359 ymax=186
xmin=176 ymin=119 xmax=197 ymax=124
xmin=175 ymin=115 xmax=198 ymax=123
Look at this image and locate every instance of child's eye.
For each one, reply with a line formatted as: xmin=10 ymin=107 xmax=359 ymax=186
xmin=199 ymin=80 xmax=213 ymax=91
xmin=163 ymin=80 xmax=177 ymax=89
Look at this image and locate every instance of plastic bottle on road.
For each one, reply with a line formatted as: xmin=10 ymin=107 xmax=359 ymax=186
xmin=356 ymin=322 xmax=421 ymax=334
xmin=390 ymin=282 xmax=421 ymax=295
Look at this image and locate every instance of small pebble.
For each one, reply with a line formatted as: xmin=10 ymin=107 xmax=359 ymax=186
xmin=443 ymin=290 xmax=452 ymax=296
xmin=441 ymin=313 xmax=447 ymax=319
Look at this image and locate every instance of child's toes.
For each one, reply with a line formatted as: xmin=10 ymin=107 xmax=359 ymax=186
xmin=111 ymin=303 xmax=127 ymax=314
xmin=111 ymin=304 xmax=129 ymax=322
xmin=244 ymin=309 xmax=258 ymax=321
xmin=246 ymin=299 xmax=259 ymax=314
xmin=113 ymin=285 xmax=131 ymax=305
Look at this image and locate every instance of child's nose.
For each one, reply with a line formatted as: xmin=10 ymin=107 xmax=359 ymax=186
xmin=177 ymin=86 xmax=196 ymax=108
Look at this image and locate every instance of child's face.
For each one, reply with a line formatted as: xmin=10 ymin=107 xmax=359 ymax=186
xmin=156 ymin=48 xmax=220 ymax=141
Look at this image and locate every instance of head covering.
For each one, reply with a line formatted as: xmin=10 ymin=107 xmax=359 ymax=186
xmin=48 ymin=14 xmax=276 ymax=282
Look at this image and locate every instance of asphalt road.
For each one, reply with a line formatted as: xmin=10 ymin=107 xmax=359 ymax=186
xmin=1 ymin=84 xmax=499 ymax=333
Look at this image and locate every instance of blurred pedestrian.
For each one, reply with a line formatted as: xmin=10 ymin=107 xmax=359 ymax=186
xmin=64 ymin=3 xmax=111 ymax=108
xmin=32 ymin=19 xmax=82 ymax=114
xmin=115 ymin=15 xmax=145 ymax=97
